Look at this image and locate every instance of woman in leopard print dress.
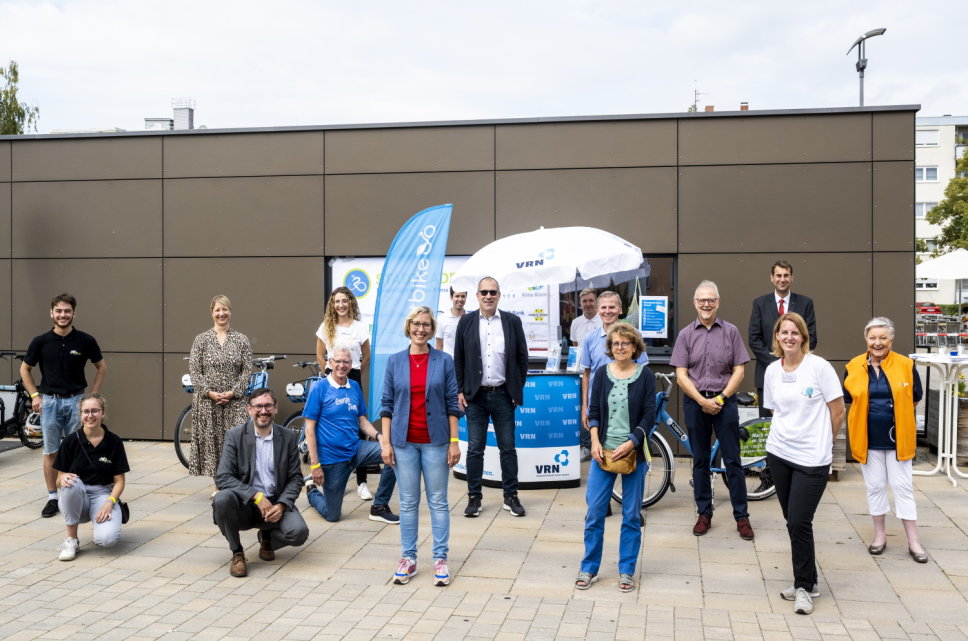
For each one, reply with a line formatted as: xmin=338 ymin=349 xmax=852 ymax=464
xmin=188 ymin=295 xmax=252 ymax=477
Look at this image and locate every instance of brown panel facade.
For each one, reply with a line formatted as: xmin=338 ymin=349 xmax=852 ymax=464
xmin=99 ymin=353 xmax=164 ymax=440
xmin=11 ymin=259 xmax=162 ymax=353
xmin=0 ymin=259 xmax=9 ymax=349
xmin=873 ymin=252 xmax=915 ymax=355
xmin=678 ymin=163 xmax=872 ymax=253
xmin=12 ymin=180 xmax=162 ymax=258
xmin=873 ymin=161 xmax=915 ymax=251
xmin=0 ymin=141 xmax=10 ymax=180
xmin=164 ymin=176 xmax=324 ymax=257
xmin=0 ymin=183 xmax=9 ymax=258
xmin=163 ymin=131 xmax=325 ymax=178
xmin=11 ymin=137 xmax=162 ymax=181
xmin=325 ymin=172 xmax=494 ymax=255
xmin=873 ymin=111 xmax=915 ymax=162
xmin=495 ymin=168 xmax=677 ymax=253
xmin=495 ymin=120 xmax=677 ymax=170
xmin=325 ymin=126 xmax=493 ymax=174
xmin=163 ymin=257 xmax=324 ymax=357
xmin=678 ymin=114 xmax=872 ymax=165
xmin=676 ymin=252 xmax=873 ymax=364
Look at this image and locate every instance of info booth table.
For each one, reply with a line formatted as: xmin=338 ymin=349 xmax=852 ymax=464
xmin=453 ymin=372 xmax=582 ymax=489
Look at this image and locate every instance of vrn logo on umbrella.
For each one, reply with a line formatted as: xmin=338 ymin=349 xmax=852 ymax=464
xmin=516 ymin=248 xmax=556 ymax=269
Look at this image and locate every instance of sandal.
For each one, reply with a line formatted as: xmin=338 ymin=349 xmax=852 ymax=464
xmin=619 ymin=573 xmax=635 ymax=593
xmin=575 ymin=571 xmax=598 ymax=590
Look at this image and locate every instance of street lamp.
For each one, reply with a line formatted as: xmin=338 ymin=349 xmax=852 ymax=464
xmin=847 ymin=28 xmax=886 ymax=107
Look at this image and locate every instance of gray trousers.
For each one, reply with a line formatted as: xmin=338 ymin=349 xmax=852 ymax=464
xmin=58 ymin=479 xmax=122 ymax=547
xmin=212 ymin=490 xmax=309 ymax=555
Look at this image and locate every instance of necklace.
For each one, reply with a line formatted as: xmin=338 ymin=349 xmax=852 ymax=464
xmin=410 ymin=352 xmax=428 ymax=368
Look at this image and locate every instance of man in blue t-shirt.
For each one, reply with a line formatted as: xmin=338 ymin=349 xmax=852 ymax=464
xmin=303 ymin=346 xmax=397 ymax=524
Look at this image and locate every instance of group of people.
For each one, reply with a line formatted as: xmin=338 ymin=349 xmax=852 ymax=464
xmin=23 ymin=263 xmax=931 ymax=610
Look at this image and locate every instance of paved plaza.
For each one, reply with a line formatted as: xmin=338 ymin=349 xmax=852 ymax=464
xmin=1 ymin=440 xmax=967 ymax=640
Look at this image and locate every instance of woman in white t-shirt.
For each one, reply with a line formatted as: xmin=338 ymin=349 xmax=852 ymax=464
xmin=315 ymin=286 xmax=373 ymax=499
xmin=763 ymin=312 xmax=845 ymax=616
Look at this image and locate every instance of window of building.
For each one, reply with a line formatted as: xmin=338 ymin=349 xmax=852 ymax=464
xmin=915 ymin=280 xmax=939 ymax=290
xmin=916 ymin=129 xmax=940 ymax=146
xmin=916 ymin=166 xmax=939 ymax=182
xmin=915 ymin=202 xmax=939 ymax=219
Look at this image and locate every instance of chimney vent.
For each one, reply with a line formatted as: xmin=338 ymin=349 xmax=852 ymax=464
xmin=740 ymin=102 xmax=749 ymax=111
xmin=704 ymin=105 xmax=715 ymax=112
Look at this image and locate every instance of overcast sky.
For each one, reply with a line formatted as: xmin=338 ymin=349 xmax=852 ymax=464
xmin=2 ymin=0 xmax=965 ymax=134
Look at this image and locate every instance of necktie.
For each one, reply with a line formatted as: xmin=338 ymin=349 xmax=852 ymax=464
xmin=778 ymin=299 xmax=785 ymax=315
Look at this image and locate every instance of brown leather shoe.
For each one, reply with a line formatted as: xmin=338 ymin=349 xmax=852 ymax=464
xmin=230 ymin=552 xmax=247 ymax=577
xmin=257 ymin=530 xmax=274 ymax=561
xmin=736 ymin=517 xmax=755 ymax=541
xmin=693 ymin=514 xmax=711 ymax=536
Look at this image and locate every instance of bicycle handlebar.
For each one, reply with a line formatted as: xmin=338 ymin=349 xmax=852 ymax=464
xmin=293 ymin=360 xmax=319 ymax=368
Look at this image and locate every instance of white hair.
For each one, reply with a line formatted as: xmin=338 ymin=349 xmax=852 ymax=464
xmin=694 ymin=280 xmax=720 ymax=299
xmin=864 ymin=317 xmax=895 ymax=339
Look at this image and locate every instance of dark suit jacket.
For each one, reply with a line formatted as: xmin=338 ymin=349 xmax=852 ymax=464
xmin=215 ymin=420 xmax=303 ymax=511
xmin=748 ymin=292 xmax=817 ymax=388
xmin=453 ymin=309 xmax=529 ymax=406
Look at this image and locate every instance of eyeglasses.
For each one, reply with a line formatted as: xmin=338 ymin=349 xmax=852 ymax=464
xmin=249 ymin=403 xmax=276 ymax=411
xmin=478 ymin=289 xmax=499 ymax=297
xmin=329 ymin=359 xmax=351 ymax=366
xmin=81 ymin=409 xmax=102 ymax=415
xmin=410 ymin=321 xmax=432 ymax=329
xmin=695 ymin=298 xmax=719 ymax=305
xmin=611 ymin=341 xmax=634 ymax=349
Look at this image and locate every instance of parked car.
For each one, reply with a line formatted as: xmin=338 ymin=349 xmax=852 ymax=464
xmin=916 ymin=302 xmax=942 ymax=314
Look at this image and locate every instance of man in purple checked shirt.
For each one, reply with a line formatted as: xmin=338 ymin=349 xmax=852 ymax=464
xmin=669 ymin=280 xmax=754 ymax=541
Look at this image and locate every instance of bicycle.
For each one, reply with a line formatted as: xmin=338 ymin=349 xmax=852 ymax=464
xmin=283 ymin=360 xmax=324 ymax=456
xmin=173 ymin=354 xmax=287 ymax=468
xmin=0 ymin=351 xmax=43 ymax=449
xmin=612 ymin=372 xmax=775 ymax=508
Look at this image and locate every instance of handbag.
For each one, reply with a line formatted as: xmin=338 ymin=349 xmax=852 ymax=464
xmin=601 ymin=449 xmax=637 ymax=475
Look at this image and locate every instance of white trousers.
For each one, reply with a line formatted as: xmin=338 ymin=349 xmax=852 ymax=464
xmin=58 ymin=479 xmax=122 ymax=547
xmin=860 ymin=450 xmax=917 ymax=521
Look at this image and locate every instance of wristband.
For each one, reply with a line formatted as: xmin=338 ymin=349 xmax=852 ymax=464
xmin=715 ymin=394 xmax=725 ymax=406
xmin=108 ymin=496 xmax=118 ymax=504
xmin=30 ymin=392 xmax=39 ymax=398
xmin=310 ymin=463 xmax=321 ymax=470
xmin=449 ymin=438 xmax=459 ymax=443
xmin=254 ymin=492 xmax=263 ymax=505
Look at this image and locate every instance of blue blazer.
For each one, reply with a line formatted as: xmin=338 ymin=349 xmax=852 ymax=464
xmin=380 ymin=347 xmax=461 ymax=447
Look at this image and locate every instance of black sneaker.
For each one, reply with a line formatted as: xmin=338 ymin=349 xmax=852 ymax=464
xmin=368 ymin=504 xmax=399 ymax=524
xmin=464 ymin=495 xmax=482 ymax=518
xmin=503 ymin=494 xmax=525 ymax=517
xmin=41 ymin=498 xmax=59 ymax=518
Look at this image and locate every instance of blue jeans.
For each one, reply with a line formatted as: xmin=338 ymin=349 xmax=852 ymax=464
xmin=465 ymin=386 xmax=518 ymax=498
xmin=394 ymin=441 xmax=450 ymax=560
xmin=581 ymin=458 xmax=646 ymax=576
xmin=683 ymin=396 xmax=749 ymax=520
xmin=307 ymin=440 xmax=395 ymax=522
xmin=41 ymin=394 xmax=81 ymax=455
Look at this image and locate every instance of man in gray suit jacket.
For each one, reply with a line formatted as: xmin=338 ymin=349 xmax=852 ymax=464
xmin=748 ymin=260 xmax=817 ymax=416
xmin=213 ymin=388 xmax=309 ymax=577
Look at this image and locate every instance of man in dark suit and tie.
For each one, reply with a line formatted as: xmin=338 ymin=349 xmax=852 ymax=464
xmin=748 ymin=260 xmax=818 ymax=416
xmin=213 ymin=388 xmax=309 ymax=577
xmin=454 ymin=277 xmax=529 ymax=518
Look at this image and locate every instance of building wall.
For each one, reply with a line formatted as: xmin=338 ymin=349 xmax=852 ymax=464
xmin=0 ymin=107 xmax=917 ymax=440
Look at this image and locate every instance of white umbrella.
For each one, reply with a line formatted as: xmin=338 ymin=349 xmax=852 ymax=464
xmin=451 ymin=226 xmax=646 ymax=293
xmin=916 ymin=248 xmax=968 ymax=280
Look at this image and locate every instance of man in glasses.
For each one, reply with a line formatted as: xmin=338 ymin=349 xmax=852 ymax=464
xmin=670 ymin=281 xmax=753 ymax=541
xmin=454 ymin=277 xmax=529 ymax=518
xmin=213 ymin=388 xmax=309 ymax=577
xmin=303 ymin=345 xmax=398 ymax=525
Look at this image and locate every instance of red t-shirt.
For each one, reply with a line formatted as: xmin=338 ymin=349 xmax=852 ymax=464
xmin=407 ymin=352 xmax=430 ymax=443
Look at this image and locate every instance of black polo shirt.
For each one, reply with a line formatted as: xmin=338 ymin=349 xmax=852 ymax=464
xmin=53 ymin=425 xmax=129 ymax=487
xmin=23 ymin=328 xmax=103 ymax=395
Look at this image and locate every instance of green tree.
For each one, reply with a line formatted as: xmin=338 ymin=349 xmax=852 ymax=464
xmin=926 ymin=142 xmax=968 ymax=252
xmin=0 ymin=60 xmax=40 ymax=134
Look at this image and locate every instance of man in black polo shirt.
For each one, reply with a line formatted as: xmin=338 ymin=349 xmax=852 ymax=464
xmin=21 ymin=293 xmax=107 ymax=518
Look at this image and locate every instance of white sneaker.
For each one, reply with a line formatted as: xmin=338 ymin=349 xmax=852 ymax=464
xmin=357 ymin=482 xmax=373 ymax=501
xmin=781 ymin=585 xmax=818 ymax=601
xmin=58 ymin=537 xmax=79 ymax=561
xmin=793 ymin=587 xmax=814 ymax=615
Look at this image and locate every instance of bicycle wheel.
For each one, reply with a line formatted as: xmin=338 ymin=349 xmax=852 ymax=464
xmin=736 ymin=459 xmax=776 ymax=501
xmin=17 ymin=408 xmax=42 ymax=449
xmin=611 ymin=432 xmax=674 ymax=508
xmin=283 ymin=411 xmax=308 ymax=463
xmin=173 ymin=405 xmax=192 ymax=469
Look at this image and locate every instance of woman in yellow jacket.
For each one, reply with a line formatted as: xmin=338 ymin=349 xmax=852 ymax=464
xmin=843 ymin=317 xmax=927 ymax=563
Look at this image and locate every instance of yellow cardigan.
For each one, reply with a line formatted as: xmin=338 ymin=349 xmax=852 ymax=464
xmin=844 ymin=351 xmax=916 ymax=464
